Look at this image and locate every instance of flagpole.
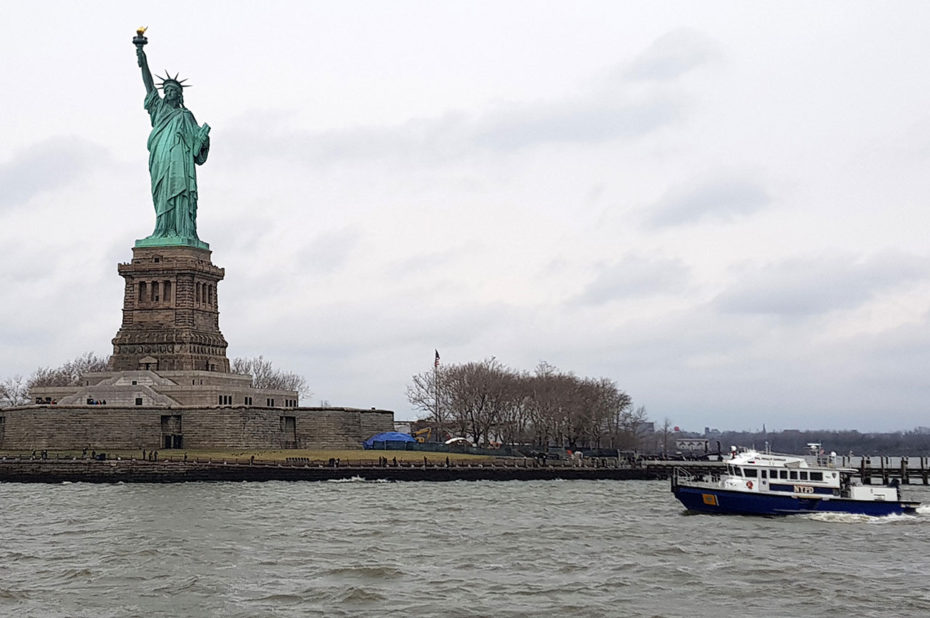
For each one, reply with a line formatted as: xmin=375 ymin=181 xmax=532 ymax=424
xmin=434 ymin=350 xmax=440 ymax=442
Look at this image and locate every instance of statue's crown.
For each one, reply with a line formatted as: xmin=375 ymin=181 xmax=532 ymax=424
xmin=156 ymin=71 xmax=190 ymax=90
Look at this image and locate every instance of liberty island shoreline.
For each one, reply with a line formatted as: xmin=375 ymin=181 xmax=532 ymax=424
xmin=0 ymin=457 xmax=672 ymax=483
xmin=4 ymin=453 xmax=930 ymax=485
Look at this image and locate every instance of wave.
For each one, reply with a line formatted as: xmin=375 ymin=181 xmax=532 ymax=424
xmin=323 ymin=565 xmax=405 ymax=579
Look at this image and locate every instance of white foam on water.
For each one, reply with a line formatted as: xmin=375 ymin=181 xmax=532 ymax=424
xmin=803 ymin=512 xmax=877 ymax=524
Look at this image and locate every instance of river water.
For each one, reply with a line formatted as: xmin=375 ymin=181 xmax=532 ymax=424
xmin=1 ymin=479 xmax=929 ymax=617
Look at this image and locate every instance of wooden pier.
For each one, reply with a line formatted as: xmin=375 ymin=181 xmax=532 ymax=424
xmin=855 ymin=456 xmax=930 ymax=485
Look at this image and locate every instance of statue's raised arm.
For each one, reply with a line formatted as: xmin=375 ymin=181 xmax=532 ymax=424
xmin=137 ymin=47 xmax=155 ymax=95
xmin=132 ymin=28 xmax=210 ymax=250
xmin=133 ymin=27 xmax=154 ymax=95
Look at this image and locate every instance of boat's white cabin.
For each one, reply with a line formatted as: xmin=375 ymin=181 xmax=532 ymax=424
xmin=723 ymin=449 xmax=842 ymax=491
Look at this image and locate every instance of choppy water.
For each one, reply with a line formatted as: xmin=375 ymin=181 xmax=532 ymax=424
xmin=1 ymin=480 xmax=929 ymax=617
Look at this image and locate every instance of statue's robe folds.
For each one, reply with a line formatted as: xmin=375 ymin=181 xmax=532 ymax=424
xmin=144 ymin=89 xmax=209 ymax=240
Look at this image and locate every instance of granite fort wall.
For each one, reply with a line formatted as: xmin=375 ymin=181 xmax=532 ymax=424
xmin=0 ymin=406 xmax=393 ymax=450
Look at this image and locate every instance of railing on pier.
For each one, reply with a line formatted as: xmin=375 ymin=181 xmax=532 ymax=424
xmin=856 ymin=456 xmax=930 ymax=485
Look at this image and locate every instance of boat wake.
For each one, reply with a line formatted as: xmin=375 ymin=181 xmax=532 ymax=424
xmin=804 ymin=509 xmax=927 ymax=524
xmin=803 ymin=512 xmax=876 ymax=524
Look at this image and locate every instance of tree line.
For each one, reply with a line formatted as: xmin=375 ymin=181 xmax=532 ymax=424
xmin=230 ymin=355 xmax=311 ymax=398
xmin=706 ymin=429 xmax=930 ymax=457
xmin=0 ymin=352 xmax=310 ymax=406
xmin=0 ymin=352 xmax=109 ymax=406
xmin=406 ymin=358 xmax=648 ymax=450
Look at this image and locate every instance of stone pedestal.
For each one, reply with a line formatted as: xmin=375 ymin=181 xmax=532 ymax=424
xmin=110 ymin=245 xmax=229 ymax=372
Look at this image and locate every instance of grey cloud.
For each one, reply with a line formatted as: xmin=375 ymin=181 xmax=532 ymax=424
xmin=555 ymin=304 xmax=930 ymax=431
xmin=228 ymin=296 xmax=514 ymax=358
xmin=625 ymin=28 xmax=722 ymax=82
xmin=224 ymin=94 xmax=681 ymax=167
xmin=222 ymin=63 xmax=686 ymax=167
xmin=221 ymin=118 xmax=435 ymax=167
xmin=0 ymin=137 xmax=108 ymax=208
xmin=384 ymin=245 xmax=472 ymax=278
xmin=0 ymin=241 xmax=55 ymax=284
xmin=576 ymin=255 xmax=692 ymax=305
xmin=646 ymin=175 xmax=770 ymax=227
xmin=473 ymin=96 xmax=681 ymax=151
xmin=219 ymin=31 xmax=716 ymax=167
xmin=230 ymin=298 xmax=514 ymax=409
xmin=293 ymin=227 xmax=361 ymax=274
xmin=212 ymin=226 xmax=361 ymax=306
xmin=206 ymin=213 xmax=273 ymax=257
xmin=715 ymin=252 xmax=930 ymax=316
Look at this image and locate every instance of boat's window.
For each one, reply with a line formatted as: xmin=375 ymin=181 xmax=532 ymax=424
xmin=780 ymin=470 xmax=788 ymax=479
xmin=799 ymin=471 xmax=808 ymax=480
xmin=760 ymin=470 xmax=767 ymax=479
xmin=810 ymin=472 xmax=823 ymax=481
xmin=789 ymin=471 xmax=798 ymax=480
xmin=744 ymin=468 xmax=758 ymax=478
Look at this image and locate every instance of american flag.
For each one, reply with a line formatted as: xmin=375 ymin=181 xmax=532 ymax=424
xmin=434 ymin=350 xmax=440 ymax=368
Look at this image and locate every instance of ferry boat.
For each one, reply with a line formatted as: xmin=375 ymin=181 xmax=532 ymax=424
xmin=671 ymin=446 xmax=919 ymax=516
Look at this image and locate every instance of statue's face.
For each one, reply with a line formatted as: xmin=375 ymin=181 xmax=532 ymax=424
xmin=164 ymin=83 xmax=183 ymax=107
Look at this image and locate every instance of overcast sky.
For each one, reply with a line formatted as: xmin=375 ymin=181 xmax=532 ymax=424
xmin=2 ymin=2 xmax=930 ymax=431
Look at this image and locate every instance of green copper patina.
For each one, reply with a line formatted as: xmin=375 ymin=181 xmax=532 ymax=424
xmin=134 ymin=29 xmax=211 ymax=249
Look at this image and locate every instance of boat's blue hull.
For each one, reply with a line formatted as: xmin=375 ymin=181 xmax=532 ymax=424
xmin=673 ymin=485 xmax=918 ymax=516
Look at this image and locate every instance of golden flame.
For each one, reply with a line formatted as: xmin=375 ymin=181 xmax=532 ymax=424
xmin=136 ymin=26 xmax=148 ymax=36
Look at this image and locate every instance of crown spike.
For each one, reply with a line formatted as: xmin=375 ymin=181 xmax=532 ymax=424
xmin=155 ymin=71 xmax=192 ymax=89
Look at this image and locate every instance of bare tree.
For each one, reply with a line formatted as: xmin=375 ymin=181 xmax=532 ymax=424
xmin=495 ymin=372 xmax=533 ymax=446
xmin=525 ymin=362 xmax=564 ymax=448
xmin=607 ymin=403 xmax=647 ymax=450
xmin=406 ymin=367 xmax=451 ymax=438
xmin=28 ymin=352 xmax=111 ymax=389
xmin=584 ymin=378 xmax=635 ymax=449
xmin=627 ymin=405 xmax=649 ymax=449
xmin=405 ymin=356 xmax=650 ymax=450
xmin=443 ymin=359 xmax=499 ymax=446
xmin=231 ymin=356 xmax=312 ymax=398
xmin=660 ymin=417 xmax=673 ymax=457
xmin=0 ymin=375 xmax=30 ymax=407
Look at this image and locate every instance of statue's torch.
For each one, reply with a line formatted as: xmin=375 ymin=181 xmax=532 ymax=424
xmin=133 ymin=27 xmax=148 ymax=66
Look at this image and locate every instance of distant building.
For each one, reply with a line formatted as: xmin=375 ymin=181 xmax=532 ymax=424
xmin=675 ymin=438 xmax=710 ymax=455
xmin=393 ymin=421 xmax=412 ymax=435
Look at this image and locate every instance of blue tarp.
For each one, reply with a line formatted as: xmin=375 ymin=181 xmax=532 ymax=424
xmin=363 ymin=432 xmax=417 ymax=449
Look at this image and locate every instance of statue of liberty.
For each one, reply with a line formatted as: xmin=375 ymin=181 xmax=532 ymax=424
xmin=133 ymin=28 xmax=211 ymax=249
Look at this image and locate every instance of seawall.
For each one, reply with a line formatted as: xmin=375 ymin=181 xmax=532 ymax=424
xmin=0 ymin=459 xmax=675 ymax=483
xmin=0 ymin=405 xmax=393 ymax=450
